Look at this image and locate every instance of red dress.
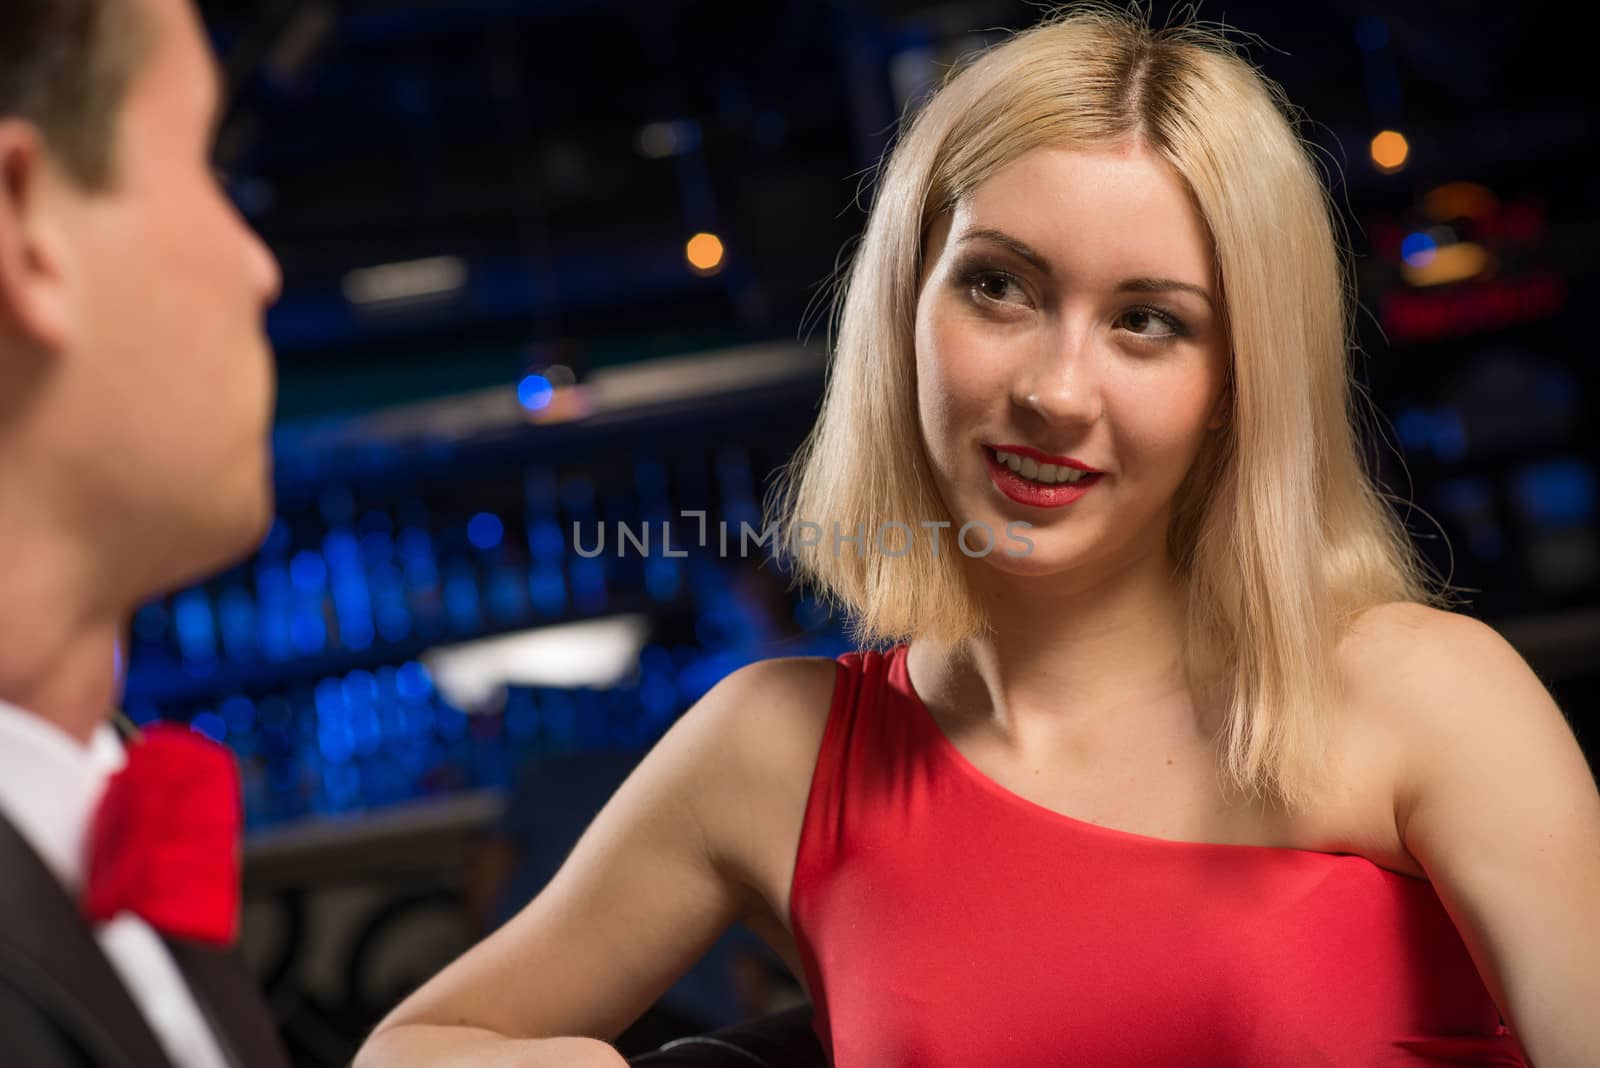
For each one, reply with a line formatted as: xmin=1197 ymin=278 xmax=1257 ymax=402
xmin=788 ymin=646 xmax=1529 ymax=1066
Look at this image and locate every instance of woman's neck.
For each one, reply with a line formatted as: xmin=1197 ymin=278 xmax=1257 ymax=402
xmin=915 ymin=551 xmax=1203 ymax=750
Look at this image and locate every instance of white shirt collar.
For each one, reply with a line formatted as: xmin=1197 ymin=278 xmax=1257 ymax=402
xmin=0 ymin=698 xmax=127 ymax=892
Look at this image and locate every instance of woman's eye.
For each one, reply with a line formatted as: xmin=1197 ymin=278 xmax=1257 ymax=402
xmin=1120 ymin=306 xmax=1189 ymax=340
xmin=968 ymin=270 xmax=1025 ymax=306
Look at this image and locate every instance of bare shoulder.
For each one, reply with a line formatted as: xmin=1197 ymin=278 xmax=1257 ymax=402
xmin=678 ymin=656 xmax=842 ymax=919
xmin=1337 ymin=600 xmax=1586 ymax=832
xmin=1335 ymin=600 xmax=1534 ymax=763
xmin=1338 ymin=600 xmax=1543 ymax=728
xmin=686 ymin=655 xmax=842 ymax=794
xmin=1340 ymin=599 xmax=1480 ymax=669
xmin=1340 ymin=607 xmax=1600 ymax=1058
xmin=1315 ymin=603 xmax=1510 ymax=871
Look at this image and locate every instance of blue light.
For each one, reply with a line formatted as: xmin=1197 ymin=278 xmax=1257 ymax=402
xmin=717 ymin=446 xmax=752 ymax=483
xmin=1401 ymin=231 xmax=1437 ymax=266
xmin=263 ymin=518 xmax=292 ymax=556
xmin=529 ymin=519 xmax=564 ymax=557
xmin=436 ymin=705 xmax=468 ymax=741
xmin=340 ymin=618 xmax=375 ymax=651
xmin=290 ymin=609 xmax=327 ymax=655
xmin=377 ymin=603 xmax=413 ymax=642
xmin=218 ymin=588 xmax=257 ymax=662
xmin=641 ymin=675 xmax=677 ymax=716
xmin=314 ymin=676 xmax=345 ymax=719
xmin=696 ymin=614 xmax=726 ymax=647
xmin=398 ymin=526 xmax=434 ymax=563
xmin=180 ymin=659 xmax=217 ymax=681
xmin=529 ymin=567 xmax=566 ymax=615
xmin=640 ymin=644 xmax=673 ymax=675
xmin=396 ymin=661 xmax=433 ymax=701
xmin=260 ymin=602 xmax=293 ymax=663
xmin=645 ymin=557 xmax=681 ymax=602
xmin=343 ymin=669 xmax=378 ymax=707
xmin=361 ymin=531 xmax=394 ymax=565
xmin=468 ymin=512 xmax=505 ymax=550
xmin=1513 ymin=459 xmax=1596 ymax=528
xmin=290 ymin=551 xmax=328 ymax=592
xmin=1430 ymin=407 xmax=1468 ymax=464
xmin=572 ymin=557 xmax=607 ymax=614
xmin=573 ymin=556 xmax=604 ymax=591
xmin=793 ymin=596 xmax=829 ymax=630
xmin=399 ymin=529 xmax=439 ymax=588
xmin=518 ymin=374 xmax=554 ymax=412
xmin=488 ymin=569 xmax=526 ymax=621
xmin=541 ymin=691 xmax=577 ymax=747
xmin=190 ymin=712 xmax=226 ymax=743
xmin=173 ymin=590 xmax=217 ymax=662
xmin=256 ymin=563 xmax=290 ymax=598
xmin=506 ymin=691 xmax=539 ymax=740
xmin=724 ymin=497 xmax=758 ymax=532
xmin=1395 ymin=409 xmax=1433 ymax=454
xmin=444 ymin=568 xmax=481 ymax=631
xmin=221 ymin=696 xmax=256 ymax=734
xmin=350 ymin=708 xmax=382 ymax=757
xmin=324 ymin=530 xmax=361 ymax=569
xmin=318 ymin=722 xmax=355 ymax=765
xmin=321 ymin=763 xmax=360 ymax=810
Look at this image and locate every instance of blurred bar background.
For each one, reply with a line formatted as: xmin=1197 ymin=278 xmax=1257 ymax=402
xmin=125 ymin=1 xmax=1594 ymax=1062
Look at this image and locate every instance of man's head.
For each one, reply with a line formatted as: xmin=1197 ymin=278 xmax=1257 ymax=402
xmin=0 ymin=0 xmax=282 ymax=605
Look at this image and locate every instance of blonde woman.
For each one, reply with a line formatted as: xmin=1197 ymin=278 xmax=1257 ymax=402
xmin=357 ymin=7 xmax=1599 ymax=1066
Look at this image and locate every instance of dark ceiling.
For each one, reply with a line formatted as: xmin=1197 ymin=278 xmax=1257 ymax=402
xmin=195 ymin=0 xmax=1588 ymax=414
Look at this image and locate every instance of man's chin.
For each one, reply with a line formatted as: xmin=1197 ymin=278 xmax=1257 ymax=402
xmin=240 ymin=485 xmax=277 ymax=554
xmin=196 ymin=484 xmax=276 ymax=575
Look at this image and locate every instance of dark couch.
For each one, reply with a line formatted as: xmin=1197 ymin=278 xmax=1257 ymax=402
xmin=627 ymin=1005 xmax=828 ymax=1067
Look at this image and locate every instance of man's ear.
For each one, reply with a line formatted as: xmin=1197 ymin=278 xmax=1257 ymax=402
xmin=0 ymin=120 xmax=77 ymax=354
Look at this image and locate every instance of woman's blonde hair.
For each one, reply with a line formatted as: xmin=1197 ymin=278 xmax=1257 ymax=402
xmin=767 ymin=2 xmax=1456 ymax=810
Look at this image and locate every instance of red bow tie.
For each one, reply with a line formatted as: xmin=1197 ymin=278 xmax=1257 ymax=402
xmin=82 ymin=723 xmax=242 ymax=947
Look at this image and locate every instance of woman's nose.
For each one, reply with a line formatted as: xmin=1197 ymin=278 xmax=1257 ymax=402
xmin=1011 ymin=326 xmax=1104 ymax=429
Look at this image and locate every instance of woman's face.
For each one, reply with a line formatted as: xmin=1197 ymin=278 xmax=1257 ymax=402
xmin=914 ymin=143 xmax=1231 ymax=579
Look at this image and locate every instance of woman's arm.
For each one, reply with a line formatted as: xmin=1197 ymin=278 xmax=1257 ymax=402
xmin=354 ymin=656 xmax=836 ymax=1068
xmin=1385 ymin=605 xmax=1600 ymax=1067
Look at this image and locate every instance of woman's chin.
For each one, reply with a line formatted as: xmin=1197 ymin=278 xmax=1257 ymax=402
xmin=969 ymin=546 xmax=1078 ymax=578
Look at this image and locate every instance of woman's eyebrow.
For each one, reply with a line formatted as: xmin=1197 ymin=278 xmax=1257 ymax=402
xmin=959 ymin=227 xmax=1051 ymax=272
xmin=957 ymin=226 xmax=1217 ymax=312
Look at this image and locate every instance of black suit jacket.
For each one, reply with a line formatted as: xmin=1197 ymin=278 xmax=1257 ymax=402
xmin=0 ymin=813 xmax=291 ymax=1068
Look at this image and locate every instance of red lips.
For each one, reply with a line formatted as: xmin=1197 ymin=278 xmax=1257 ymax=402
xmin=988 ymin=444 xmax=1101 ymax=473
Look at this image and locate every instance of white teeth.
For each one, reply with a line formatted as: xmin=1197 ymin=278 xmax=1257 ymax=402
xmin=992 ymin=449 xmax=1093 ymax=485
